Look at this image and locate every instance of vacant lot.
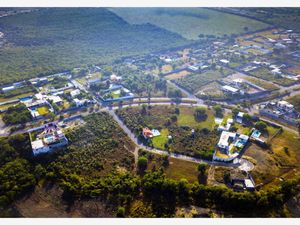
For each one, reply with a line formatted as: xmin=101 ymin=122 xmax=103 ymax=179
xmin=110 ymin=8 xmax=268 ymax=40
xmin=244 ymin=130 xmax=300 ymax=187
xmin=286 ymin=94 xmax=300 ymax=112
xmin=140 ymin=150 xmax=199 ymax=183
xmin=165 ymin=70 xmax=191 ymax=80
xmin=174 ymin=69 xmax=232 ymax=94
xmin=250 ymin=67 xmax=297 ymax=86
xmin=196 ymin=82 xmax=226 ymax=100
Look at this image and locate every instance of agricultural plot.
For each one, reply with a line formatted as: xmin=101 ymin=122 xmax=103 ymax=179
xmin=116 ymin=105 xmax=218 ymax=160
xmin=55 ymin=112 xmax=135 ymax=178
xmin=110 ymin=8 xmax=269 ymax=40
xmin=250 ymin=67 xmax=297 ymax=86
xmin=174 ymin=69 xmax=232 ymax=94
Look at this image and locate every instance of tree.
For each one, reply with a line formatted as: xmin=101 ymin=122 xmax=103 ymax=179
xmin=223 ymin=171 xmax=231 ymax=184
xmin=116 ymin=206 xmax=125 ymax=217
xmin=177 ymin=179 xmax=190 ymax=206
xmin=232 ymin=107 xmax=240 ymax=117
xmin=255 ymin=121 xmax=267 ymax=132
xmin=194 ymin=107 xmax=207 ymax=121
xmin=197 ymin=163 xmax=208 ymax=185
xmin=174 ymin=107 xmax=180 ymax=115
xmin=213 ymin=105 xmax=223 ymax=118
xmin=138 ymin=157 xmax=148 ymax=173
xmin=197 ymin=163 xmax=207 ymax=175
xmin=243 ymin=113 xmax=252 ymax=124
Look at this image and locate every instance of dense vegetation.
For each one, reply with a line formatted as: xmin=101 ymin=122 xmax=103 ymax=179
xmin=1 ymin=115 xmax=300 ymax=217
xmin=52 ymin=112 xmax=135 ymax=177
xmin=112 ymin=65 xmax=168 ymax=98
xmin=116 ymin=105 xmax=217 ymax=159
xmin=110 ymin=8 xmax=269 ymax=40
xmin=0 ymin=134 xmax=35 ymax=207
xmin=2 ymin=103 xmax=32 ymax=125
xmin=237 ymin=8 xmax=300 ymax=32
xmin=0 ymin=8 xmax=188 ymax=85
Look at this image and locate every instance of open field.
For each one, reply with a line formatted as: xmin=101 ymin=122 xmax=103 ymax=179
xmin=286 ymin=94 xmax=300 ymax=112
xmin=140 ymin=150 xmax=199 ymax=183
xmin=250 ymin=67 xmax=297 ymax=86
xmin=228 ymin=74 xmax=279 ymax=91
xmin=109 ymin=8 xmax=269 ymax=40
xmin=165 ymin=70 xmax=191 ymax=80
xmin=174 ymin=69 xmax=232 ymax=94
xmin=161 ymin=65 xmax=173 ymax=74
xmin=196 ymin=82 xmax=225 ymax=100
xmin=244 ymin=129 xmax=300 ymax=187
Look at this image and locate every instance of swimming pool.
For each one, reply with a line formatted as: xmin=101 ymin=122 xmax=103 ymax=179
xmin=19 ymin=96 xmax=33 ymax=102
xmin=251 ymin=130 xmax=261 ymax=139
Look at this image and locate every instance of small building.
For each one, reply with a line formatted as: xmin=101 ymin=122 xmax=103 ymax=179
xmin=187 ymin=65 xmax=200 ymax=72
xmin=236 ymin=112 xmax=244 ymax=124
xmin=220 ymin=59 xmax=229 ymax=64
xmin=73 ymin=98 xmax=84 ymax=107
xmin=47 ymin=95 xmax=63 ymax=105
xmin=277 ymin=100 xmax=294 ymax=111
xmin=142 ymin=127 xmax=153 ymax=139
xmin=110 ymin=74 xmax=122 ymax=82
xmin=2 ymin=85 xmax=15 ymax=93
xmin=222 ymin=85 xmax=239 ymax=95
xmin=70 ymin=89 xmax=81 ymax=98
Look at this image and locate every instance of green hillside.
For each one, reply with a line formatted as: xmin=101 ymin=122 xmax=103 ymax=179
xmin=0 ymin=8 xmax=188 ymax=85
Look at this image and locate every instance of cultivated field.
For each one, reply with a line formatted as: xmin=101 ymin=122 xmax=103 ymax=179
xmin=110 ymin=8 xmax=269 ymax=40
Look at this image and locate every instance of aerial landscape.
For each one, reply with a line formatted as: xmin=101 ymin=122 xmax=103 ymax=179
xmin=0 ymin=7 xmax=300 ymax=218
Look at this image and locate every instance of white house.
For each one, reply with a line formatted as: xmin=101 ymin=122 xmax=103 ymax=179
xmin=2 ymin=85 xmax=15 ymax=92
xmin=70 ymin=89 xmax=81 ymax=98
xmin=222 ymin=85 xmax=239 ymax=94
xmin=217 ymin=131 xmax=237 ymax=151
xmin=277 ymin=100 xmax=294 ymax=111
xmin=73 ymin=98 xmax=84 ymax=107
xmin=236 ymin=112 xmax=244 ymax=124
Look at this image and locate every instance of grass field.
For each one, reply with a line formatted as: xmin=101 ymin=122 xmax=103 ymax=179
xmin=244 ymin=129 xmax=300 ymax=187
xmin=109 ymin=8 xmax=269 ymax=40
xmin=174 ymin=69 xmax=232 ymax=93
xmin=37 ymin=106 xmax=50 ymax=115
xmin=165 ymin=70 xmax=190 ymax=80
xmin=177 ymin=107 xmax=215 ymax=130
xmin=161 ymin=64 xmax=173 ymax=74
xmin=250 ymin=67 xmax=297 ymax=86
xmin=142 ymin=150 xmax=199 ymax=183
xmin=152 ymin=128 xmax=169 ymax=150
xmin=165 ymin=157 xmax=199 ymax=183
xmin=286 ymin=94 xmax=300 ymax=112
